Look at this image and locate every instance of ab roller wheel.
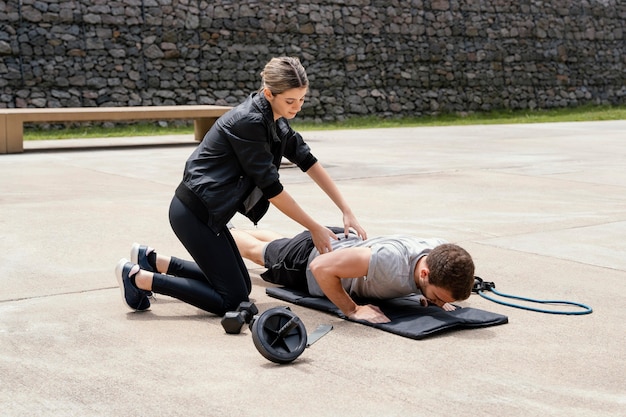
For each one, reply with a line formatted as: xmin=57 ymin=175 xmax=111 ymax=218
xmin=250 ymin=307 xmax=308 ymax=364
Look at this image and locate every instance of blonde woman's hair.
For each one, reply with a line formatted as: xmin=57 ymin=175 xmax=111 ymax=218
xmin=259 ymin=57 xmax=309 ymax=95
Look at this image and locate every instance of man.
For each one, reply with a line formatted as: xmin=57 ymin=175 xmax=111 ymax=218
xmin=231 ymin=227 xmax=475 ymax=324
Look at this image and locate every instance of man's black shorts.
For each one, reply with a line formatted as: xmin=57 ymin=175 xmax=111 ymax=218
xmin=261 ymin=227 xmax=344 ymax=292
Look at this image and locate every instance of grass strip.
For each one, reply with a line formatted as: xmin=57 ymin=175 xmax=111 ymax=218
xmin=23 ymin=104 xmax=625 ymax=140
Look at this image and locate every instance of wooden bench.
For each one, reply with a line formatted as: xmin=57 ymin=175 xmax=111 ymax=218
xmin=0 ymin=105 xmax=232 ymax=154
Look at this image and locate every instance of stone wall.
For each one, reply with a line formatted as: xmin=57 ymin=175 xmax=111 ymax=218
xmin=0 ymin=0 xmax=624 ymax=121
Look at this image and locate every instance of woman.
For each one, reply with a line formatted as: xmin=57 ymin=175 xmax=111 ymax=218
xmin=115 ymin=57 xmax=366 ymax=316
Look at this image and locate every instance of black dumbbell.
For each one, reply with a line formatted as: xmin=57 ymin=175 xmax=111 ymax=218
xmin=221 ymin=301 xmax=259 ymax=334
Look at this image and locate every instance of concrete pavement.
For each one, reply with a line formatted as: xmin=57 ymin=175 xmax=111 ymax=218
xmin=1 ymin=121 xmax=625 ymax=416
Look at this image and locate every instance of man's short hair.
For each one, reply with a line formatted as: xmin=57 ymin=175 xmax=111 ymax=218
xmin=425 ymin=244 xmax=475 ymax=301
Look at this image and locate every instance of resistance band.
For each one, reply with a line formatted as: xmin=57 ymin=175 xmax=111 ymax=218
xmin=472 ymin=277 xmax=592 ymax=315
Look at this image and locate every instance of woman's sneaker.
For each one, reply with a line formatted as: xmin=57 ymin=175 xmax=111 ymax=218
xmin=130 ymin=243 xmax=156 ymax=273
xmin=115 ymin=258 xmax=151 ymax=311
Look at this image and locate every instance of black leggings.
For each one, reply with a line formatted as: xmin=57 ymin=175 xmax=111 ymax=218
xmin=151 ymin=196 xmax=251 ymax=316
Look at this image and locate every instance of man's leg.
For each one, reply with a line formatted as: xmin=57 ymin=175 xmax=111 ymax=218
xmin=231 ymin=229 xmax=283 ymax=266
xmin=243 ymin=229 xmax=285 ymax=242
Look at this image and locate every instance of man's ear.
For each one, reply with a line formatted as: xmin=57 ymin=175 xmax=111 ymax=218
xmin=420 ymin=266 xmax=430 ymax=282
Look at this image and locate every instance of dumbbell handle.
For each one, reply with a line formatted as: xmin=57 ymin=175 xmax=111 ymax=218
xmin=241 ymin=310 xmax=253 ymax=322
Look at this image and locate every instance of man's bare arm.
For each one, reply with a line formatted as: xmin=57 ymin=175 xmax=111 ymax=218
xmin=308 ymin=247 xmax=390 ymax=323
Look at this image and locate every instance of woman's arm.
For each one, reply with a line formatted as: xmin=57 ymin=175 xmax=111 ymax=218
xmin=305 ymin=162 xmax=367 ymax=239
xmin=268 ymin=190 xmax=338 ymax=254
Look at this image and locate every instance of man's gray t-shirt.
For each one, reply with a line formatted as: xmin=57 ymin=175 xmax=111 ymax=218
xmin=305 ymin=234 xmax=447 ymax=299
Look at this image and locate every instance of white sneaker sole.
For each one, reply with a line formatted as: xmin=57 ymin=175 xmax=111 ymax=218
xmin=130 ymin=243 xmax=140 ymax=265
xmin=115 ymin=258 xmax=136 ymax=311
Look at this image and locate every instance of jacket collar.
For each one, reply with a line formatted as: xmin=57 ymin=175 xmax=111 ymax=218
xmin=251 ymin=92 xmax=275 ymax=124
xmin=251 ymin=92 xmax=280 ymax=142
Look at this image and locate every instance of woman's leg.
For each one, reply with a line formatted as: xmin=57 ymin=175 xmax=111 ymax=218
xmin=151 ymin=272 xmax=230 ymax=313
xmin=138 ymin=246 xmax=211 ymax=283
xmin=145 ymin=228 xmax=285 ymax=279
xmin=166 ymin=257 xmax=206 ymax=281
xmin=140 ymin=196 xmax=251 ymax=315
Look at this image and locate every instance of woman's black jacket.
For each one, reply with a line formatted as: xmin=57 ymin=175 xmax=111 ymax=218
xmin=175 ymin=92 xmax=318 ymax=233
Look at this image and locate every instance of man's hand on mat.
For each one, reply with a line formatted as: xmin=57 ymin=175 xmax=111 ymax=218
xmin=441 ymin=303 xmax=456 ymax=311
xmin=349 ymin=304 xmax=391 ymax=323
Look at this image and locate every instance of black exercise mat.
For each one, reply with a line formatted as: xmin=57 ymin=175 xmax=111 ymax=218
xmin=266 ymin=287 xmax=508 ymax=340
